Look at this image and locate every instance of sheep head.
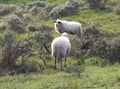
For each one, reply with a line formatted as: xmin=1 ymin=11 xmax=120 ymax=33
xmin=54 ymin=19 xmax=64 ymax=33
xmin=61 ymin=32 xmax=68 ymax=37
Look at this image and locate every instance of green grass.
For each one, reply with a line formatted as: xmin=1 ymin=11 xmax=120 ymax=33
xmin=0 ymin=60 xmax=120 ymax=89
xmin=44 ymin=0 xmax=66 ymax=5
xmin=0 ymin=0 xmax=34 ymax=5
xmin=0 ymin=0 xmax=66 ymax=5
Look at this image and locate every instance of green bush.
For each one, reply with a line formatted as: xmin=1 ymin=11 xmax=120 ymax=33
xmin=31 ymin=25 xmax=53 ymax=65
xmin=0 ymin=32 xmax=32 ymax=70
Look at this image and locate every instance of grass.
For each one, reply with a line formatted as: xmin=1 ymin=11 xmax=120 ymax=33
xmin=0 ymin=0 xmax=66 ymax=5
xmin=0 ymin=0 xmax=34 ymax=5
xmin=44 ymin=0 xmax=66 ymax=5
xmin=0 ymin=59 xmax=120 ymax=89
xmin=81 ymin=65 xmax=120 ymax=88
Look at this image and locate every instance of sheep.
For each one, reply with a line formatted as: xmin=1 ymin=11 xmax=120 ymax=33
xmin=54 ymin=19 xmax=82 ymax=40
xmin=51 ymin=32 xmax=71 ymax=71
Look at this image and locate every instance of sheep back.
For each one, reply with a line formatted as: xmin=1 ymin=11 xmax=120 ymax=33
xmin=54 ymin=19 xmax=82 ymax=37
xmin=51 ymin=35 xmax=71 ymax=61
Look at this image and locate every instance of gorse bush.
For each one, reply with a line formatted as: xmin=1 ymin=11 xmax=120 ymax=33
xmin=71 ymin=24 xmax=106 ymax=58
xmin=0 ymin=32 xmax=32 ymax=70
xmin=85 ymin=0 xmax=108 ymax=9
xmin=0 ymin=4 xmax=16 ymax=16
xmin=4 ymin=15 xmax=26 ymax=34
xmin=49 ymin=0 xmax=80 ymax=18
xmin=70 ymin=24 xmax=120 ymax=64
xmin=31 ymin=25 xmax=53 ymax=65
xmin=0 ymin=25 xmax=53 ymax=74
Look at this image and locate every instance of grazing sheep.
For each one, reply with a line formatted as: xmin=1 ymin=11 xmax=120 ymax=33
xmin=54 ymin=19 xmax=82 ymax=40
xmin=51 ymin=32 xmax=71 ymax=71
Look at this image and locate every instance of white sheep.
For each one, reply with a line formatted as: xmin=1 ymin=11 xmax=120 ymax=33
xmin=54 ymin=19 xmax=82 ymax=40
xmin=51 ymin=32 xmax=71 ymax=71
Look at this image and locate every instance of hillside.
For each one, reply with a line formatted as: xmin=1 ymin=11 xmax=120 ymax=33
xmin=0 ymin=0 xmax=120 ymax=89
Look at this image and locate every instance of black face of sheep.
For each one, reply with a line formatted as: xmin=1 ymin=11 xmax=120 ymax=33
xmin=51 ymin=32 xmax=71 ymax=71
xmin=54 ymin=20 xmax=63 ymax=33
xmin=54 ymin=20 xmax=61 ymax=24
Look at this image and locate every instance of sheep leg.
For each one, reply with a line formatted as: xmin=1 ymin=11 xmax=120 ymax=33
xmin=54 ymin=57 xmax=57 ymax=69
xmin=60 ymin=59 xmax=63 ymax=71
xmin=64 ymin=57 xmax=67 ymax=67
xmin=64 ymin=50 xmax=68 ymax=67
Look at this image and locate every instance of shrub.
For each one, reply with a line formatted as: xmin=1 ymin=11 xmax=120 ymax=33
xmin=44 ymin=4 xmax=55 ymax=13
xmin=0 ymin=23 xmax=6 ymax=33
xmin=16 ymin=59 xmax=40 ymax=75
xmin=49 ymin=0 xmax=80 ymax=18
xmin=0 ymin=32 xmax=32 ymax=70
xmin=0 ymin=4 xmax=16 ymax=16
xmin=4 ymin=15 xmax=26 ymax=34
xmin=71 ymin=24 xmax=106 ymax=59
xmin=27 ymin=1 xmax=46 ymax=8
xmin=0 ymin=37 xmax=4 ymax=47
xmin=32 ymin=25 xmax=53 ymax=65
xmin=106 ymin=37 xmax=120 ymax=63
xmin=27 ymin=25 xmax=38 ymax=32
xmin=70 ymin=24 xmax=120 ymax=64
xmin=115 ymin=2 xmax=120 ymax=14
xmin=70 ymin=38 xmax=82 ymax=58
xmin=83 ymin=24 xmax=120 ymax=63
xmin=85 ymin=0 xmax=108 ymax=10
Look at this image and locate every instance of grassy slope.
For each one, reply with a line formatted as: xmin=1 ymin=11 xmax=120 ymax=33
xmin=0 ymin=0 xmax=120 ymax=89
xmin=52 ymin=0 xmax=120 ymax=36
xmin=0 ymin=61 xmax=120 ymax=89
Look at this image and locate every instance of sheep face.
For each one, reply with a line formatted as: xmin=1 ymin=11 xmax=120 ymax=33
xmin=54 ymin=20 xmax=64 ymax=33
xmin=61 ymin=32 xmax=68 ymax=37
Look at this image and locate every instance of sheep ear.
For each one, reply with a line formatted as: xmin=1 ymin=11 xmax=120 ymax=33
xmin=58 ymin=21 xmax=61 ymax=24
